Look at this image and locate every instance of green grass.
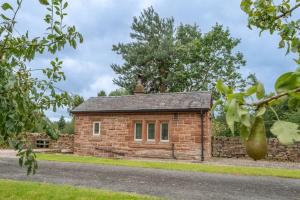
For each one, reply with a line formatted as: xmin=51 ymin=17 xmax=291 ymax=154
xmin=37 ymin=153 xmax=300 ymax=179
xmin=0 ymin=179 xmax=162 ymax=200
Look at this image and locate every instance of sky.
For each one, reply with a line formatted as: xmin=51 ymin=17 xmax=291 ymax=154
xmin=14 ymin=0 xmax=297 ymax=121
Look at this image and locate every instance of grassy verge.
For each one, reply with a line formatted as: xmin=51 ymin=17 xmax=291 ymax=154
xmin=0 ymin=179 xmax=162 ymax=200
xmin=37 ymin=153 xmax=300 ymax=179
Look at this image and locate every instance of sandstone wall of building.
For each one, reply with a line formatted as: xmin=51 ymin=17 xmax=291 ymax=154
xmin=212 ymin=136 xmax=300 ymax=162
xmin=74 ymin=112 xmax=211 ymax=160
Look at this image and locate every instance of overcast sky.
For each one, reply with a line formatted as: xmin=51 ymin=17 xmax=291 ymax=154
xmin=15 ymin=0 xmax=296 ymax=121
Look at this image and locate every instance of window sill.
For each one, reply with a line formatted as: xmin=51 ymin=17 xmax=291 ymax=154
xmin=160 ymin=140 xmax=169 ymax=143
xmin=146 ymin=140 xmax=155 ymax=143
xmin=129 ymin=142 xmax=171 ymax=149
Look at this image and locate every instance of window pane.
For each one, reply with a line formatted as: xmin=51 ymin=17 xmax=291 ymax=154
xmin=161 ymin=123 xmax=168 ymax=140
xmin=94 ymin=123 xmax=100 ymax=134
xmin=147 ymin=123 xmax=155 ymax=140
xmin=135 ymin=123 xmax=142 ymax=140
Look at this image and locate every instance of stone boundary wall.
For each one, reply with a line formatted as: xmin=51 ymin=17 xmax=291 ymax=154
xmin=26 ymin=133 xmax=74 ymax=153
xmin=212 ymin=136 xmax=300 ymax=162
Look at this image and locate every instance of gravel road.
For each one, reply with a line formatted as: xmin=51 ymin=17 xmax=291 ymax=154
xmin=0 ymin=158 xmax=299 ymax=200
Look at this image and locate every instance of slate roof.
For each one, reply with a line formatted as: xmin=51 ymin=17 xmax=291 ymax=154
xmin=71 ymin=92 xmax=211 ymax=113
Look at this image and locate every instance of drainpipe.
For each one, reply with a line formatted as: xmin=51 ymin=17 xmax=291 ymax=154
xmin=200 ymin=110 xmax=204 ymax=161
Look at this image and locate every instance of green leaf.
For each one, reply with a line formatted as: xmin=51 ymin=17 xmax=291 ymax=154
xmin=288 ymin=96 xmax=300 ymax=109
xmin=270 ymin=121 xmax=300 ymax=145
xmin=245 ymin=85 xmax=256 ymax=96
xmin=240 ymin=124 xmax=250 ymax=141
xmin=275 ymin=72 xmax=300 ymax=93
xmin=39 ymin=0 xmax=49 ymax=5
xmin=63 ymin=2 xmax=68 ymax=9
xmin=238 ymin=107 xmax=251 ymax=127
xmin=279 ymin=40 xmax=285 ymax=48
xmin=216 ymin=80 xmax=232 ymax=95
xmin=256 ymin=82 xmax=265 ymax=99
xmin=1 ymin=3 xmax=13 ymax=11
xmin=256 ymin=107 xmax=266 ymax=117
xmin=240 ymin=0 xmax=252 ymax=13
xmin=1 ymin=14 xmax=10 ymax=20
xmin=212 ymin=99 xmax=222 ymax=110
xmin=226 ymin=99 xmax=238 ymax=133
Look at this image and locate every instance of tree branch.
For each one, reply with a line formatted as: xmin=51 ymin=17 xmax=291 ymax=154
xmin=0 ymin=0 xmax=23 ymax=59
xmin=1 ymin=36 xmax=66 ymax=52
xmin=275 ymin=3 xmax=300 ymax=19
xmin=246 ymin=87 xmax=300 ymax=106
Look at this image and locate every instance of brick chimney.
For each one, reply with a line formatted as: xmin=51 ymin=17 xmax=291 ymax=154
xmin=134 ymin=75 xmax=144 ymax=95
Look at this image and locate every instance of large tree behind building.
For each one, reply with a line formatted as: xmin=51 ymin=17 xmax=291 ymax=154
xmin=111 ymin=7 xmax=248 ymax=98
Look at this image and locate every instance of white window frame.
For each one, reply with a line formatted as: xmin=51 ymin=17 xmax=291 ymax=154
xmin=160 ymin=122 xmax=169 ymax=142
xmin=147 ymin=122 xmax=155 ymax=142
xmin=93 ymin=121 xmax=101 ymax=136
xmin=134 ymin=122 xmax=142 ymax=141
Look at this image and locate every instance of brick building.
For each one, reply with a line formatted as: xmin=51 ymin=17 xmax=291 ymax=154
xmin=71 ymin=84 xmax=212 ymax=160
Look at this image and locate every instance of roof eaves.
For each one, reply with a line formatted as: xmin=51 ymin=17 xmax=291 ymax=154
xmin=70 ymin=108 xmax=210 ymax=114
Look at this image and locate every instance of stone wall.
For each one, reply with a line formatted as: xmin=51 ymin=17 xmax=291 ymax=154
xmin=26 ymin=133 xmax=74 ymax=153
xmin=212 ymin=136 xmax=300 ymax=162
xmin=74 ymin=111 xmax=211 ymax=160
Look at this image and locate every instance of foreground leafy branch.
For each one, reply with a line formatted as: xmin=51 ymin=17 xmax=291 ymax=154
xmin=0 ymin=0 xmax=83 ymax=174
xmin=215 ymin=68 xmax=300 ymax=160
xmin=215 ymin=0 xmax=300 ymax=160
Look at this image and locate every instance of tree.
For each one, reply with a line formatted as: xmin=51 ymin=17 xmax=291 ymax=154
xmin=97 ymin=90 xmax=107 ymax=97
xmin=109 ymin=88 xmax=130 ymax=96
xmin=71 ymin=95 xmax=84 ymax=109
xmin=111 ymin=7 xmax=175 ymax=93
xmin=215 ymin=0 xmax=300 ymax=160
xmin=29 ymin=115 xmax=57 ymax=133
xmin=61 ymin=119 xmax=74 ymax=134
xmin=172 ymin=24 xmax=247 ymax=98
xmin=111 ymin=7 xmax=248 ymax=98
xmin=57 ymin=116 xmax=66 ymax=131
xmin=0 ymin=0 xmax=83 ymax=174
xmin=69 ymin=95 xmax=84 ymax=112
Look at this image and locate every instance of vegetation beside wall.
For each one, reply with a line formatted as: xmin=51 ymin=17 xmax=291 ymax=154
xmin=212 ymin=100 xmax=300 ymax=138
xmin=0 ymin=136 xmax=9 ymax=149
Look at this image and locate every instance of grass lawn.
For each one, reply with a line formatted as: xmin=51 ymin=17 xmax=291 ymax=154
xmin=0 ymin=179 xmax=162 ymax=200
xmin=37 ymin=153 xmax=300 ymax=179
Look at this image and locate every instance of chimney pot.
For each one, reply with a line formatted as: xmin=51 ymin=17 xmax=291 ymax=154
xmin=134 ymin=76 xmax=144 ymax=94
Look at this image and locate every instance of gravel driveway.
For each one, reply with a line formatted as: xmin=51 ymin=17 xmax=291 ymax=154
xmin=0 ymin=157 xmax=299 ymax=200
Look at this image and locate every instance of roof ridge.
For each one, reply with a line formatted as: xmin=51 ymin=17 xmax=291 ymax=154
xmin=90 ymin=91 xmax=210 ymax=99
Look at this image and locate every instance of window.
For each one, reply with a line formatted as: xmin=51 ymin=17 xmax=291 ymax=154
xmin=36 ymin=139 xmax=49 ymax=148
xmin=147 ymin=122 xmax=155 ymax=141
xmin=160 ymin=122 xmax=169 ymax=141
xmin=93 ymin=122 xmax=101 ymax=136
xmin=134 ymin=122 xmax=142 ymax=141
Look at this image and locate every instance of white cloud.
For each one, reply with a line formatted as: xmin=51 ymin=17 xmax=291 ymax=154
xmin=80 ymin=75 xmax=118 ymax=98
